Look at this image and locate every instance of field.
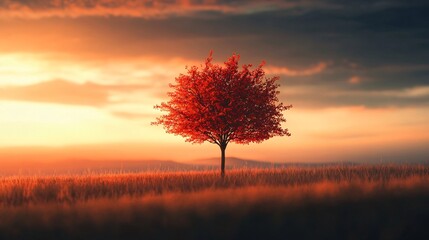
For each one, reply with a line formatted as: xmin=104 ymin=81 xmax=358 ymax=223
xmin=0 ymin=165 xmax=428 ymax=240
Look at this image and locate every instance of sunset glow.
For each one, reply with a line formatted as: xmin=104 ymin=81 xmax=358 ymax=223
xmin=0 ymin=0 xmax=428 ymax=164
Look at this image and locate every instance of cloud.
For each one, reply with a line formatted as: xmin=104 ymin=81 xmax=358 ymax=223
xmin=0 ymin=0 xmax=335 ymax=19
xmin=1 ymin=0 xmax=425 ymax=20
xmin=348 ymin=76 xmax=361 ymax=85
xmin=0 ymin=79 xmax=149 ymax=107
xmin=1 ymin=2 xmax=427 ymax=73
xmin=282 ymin=85 xmax=429 ymax=109
xmin=265 ymin=62 xmax=328 ymax=77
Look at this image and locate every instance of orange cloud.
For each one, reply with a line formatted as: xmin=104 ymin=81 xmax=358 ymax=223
xmin=0 ymin=79 xmax=149 ymax=107
xmin=0 ymin=0 xmax=234 ymax=19
xmin=0 ymin=0 xmax=334 ymax=19
xmin=348 ymin=76 xmax=361 ymax=84
xmin=265 ymin=62 xmax=328 ymax=76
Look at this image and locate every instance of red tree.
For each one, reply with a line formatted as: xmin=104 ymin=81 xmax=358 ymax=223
xmin=153 ymin=52 xmax=291 ymax=176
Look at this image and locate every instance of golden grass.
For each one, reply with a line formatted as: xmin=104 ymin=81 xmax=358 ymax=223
xmin=0 ymin=165 xmax=427 ymax=206
xmin=0 ymin=165 xmax=428 ymax=240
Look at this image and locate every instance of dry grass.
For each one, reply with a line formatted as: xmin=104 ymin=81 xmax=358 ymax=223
xmin=0 ymin=165 xmax=428 ymax=240
xmin=1 ymin=165 xmax=427 ymax=206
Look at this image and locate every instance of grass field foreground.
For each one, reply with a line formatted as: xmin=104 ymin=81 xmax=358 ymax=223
xmin=0 ymin=165 xmax=428 ymax=239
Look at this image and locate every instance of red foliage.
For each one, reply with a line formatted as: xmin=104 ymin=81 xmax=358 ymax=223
xmin=154 ymin=52 xmax=291 ymax=147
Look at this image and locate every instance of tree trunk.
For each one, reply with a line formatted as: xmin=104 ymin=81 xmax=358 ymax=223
xmin=220 ymin=144 xmax=226 ymax=178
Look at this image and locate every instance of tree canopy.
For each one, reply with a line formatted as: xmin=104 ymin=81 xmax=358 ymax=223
xmin=153 ymin=52 xmax=291 ymax=175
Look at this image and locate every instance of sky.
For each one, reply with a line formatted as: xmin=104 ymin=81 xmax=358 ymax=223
xmin=0 ymin=0 xmax=428 ymax=164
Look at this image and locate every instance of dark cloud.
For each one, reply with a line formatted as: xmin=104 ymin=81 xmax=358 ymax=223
xmin=281 ymin=85 xmax=429 ymax=109
xmin=356 ymin=71 xmax=429 ymax=91
xmin=0 ymin=1 xmax=428 ymax=108
xmin=1 ymin=2 xmax=427 ymax=64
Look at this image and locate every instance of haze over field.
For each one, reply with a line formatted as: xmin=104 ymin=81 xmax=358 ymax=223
xmin=0 ymin=0 xmax=428 ymax=164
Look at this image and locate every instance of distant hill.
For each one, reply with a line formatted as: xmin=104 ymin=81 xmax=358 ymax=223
xmin=0 ymin=158 xmax=360 ymax=176
xmin=191 ymin=157 xmax=278 ymax=168
xmin=0 ymin=159 xmax=193 ymax=176
xmin=190 ymin=157 xmax=358 ymax=169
